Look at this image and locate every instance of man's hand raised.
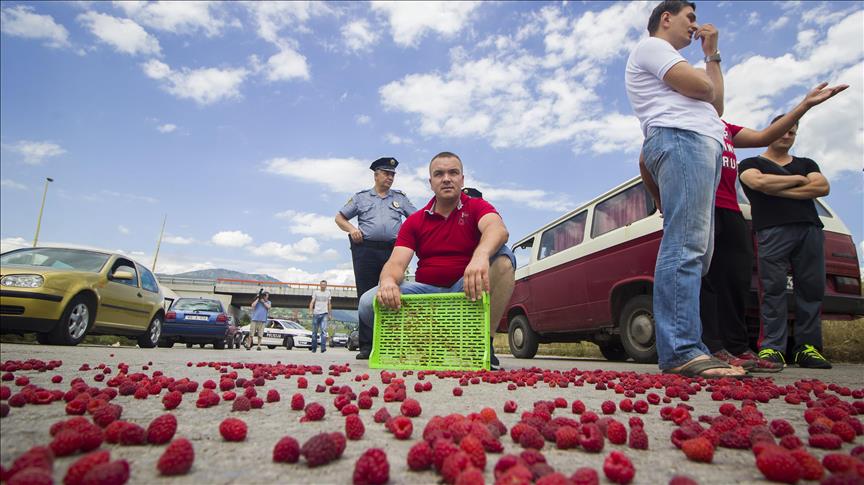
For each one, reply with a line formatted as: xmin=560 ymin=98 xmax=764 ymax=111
xmin=463 ymin=256 xmax=490 ymax=302
xmin=376 ymin=279 xmax=403 ymax=310
xmin=694 ymin=23 xmax=718 ymax=56
xmin=802 ymin=82 xmax=849 ymax=108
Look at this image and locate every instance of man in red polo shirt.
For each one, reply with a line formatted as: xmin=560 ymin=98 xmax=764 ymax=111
xmin=356 ymin=152 xmax=516 ymax=367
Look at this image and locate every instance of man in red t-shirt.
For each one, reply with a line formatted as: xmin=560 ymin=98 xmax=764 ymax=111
xmin=641 ymin=82 xmax=846 ymax=372
xmin=356 ymin=152 xmax=516 ymax=366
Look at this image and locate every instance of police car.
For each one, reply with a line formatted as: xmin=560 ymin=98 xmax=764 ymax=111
xmin=239 ymin=318 xmax=313 ymax=350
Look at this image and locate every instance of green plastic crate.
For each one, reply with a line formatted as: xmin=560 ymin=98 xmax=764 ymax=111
xmin=370 ymin=292 xmax=490 ymax=371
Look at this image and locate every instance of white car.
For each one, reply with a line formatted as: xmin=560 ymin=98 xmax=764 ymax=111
xmin=239 ymin=318 xmax=312 ymax=350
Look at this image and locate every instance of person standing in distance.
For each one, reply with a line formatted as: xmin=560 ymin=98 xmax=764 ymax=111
xmin=336 ymin=157 xmax=417 ymax=359
xmin=626 ymin=0 xmax=746 ymax=377
xmin=308 ymin=280 xmax=332 ymax=353
xmin=247 ymin=290 xmax=271 ymax=351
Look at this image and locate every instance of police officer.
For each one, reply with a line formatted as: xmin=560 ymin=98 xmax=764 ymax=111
xmin=336 ymin=157 xmax=417 ymax=359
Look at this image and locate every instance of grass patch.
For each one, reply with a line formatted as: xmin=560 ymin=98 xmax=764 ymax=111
xmin=495 ymin=317 xmax=864 ymax=363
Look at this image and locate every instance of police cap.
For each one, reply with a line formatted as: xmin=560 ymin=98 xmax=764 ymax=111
xmin=370 ymin=157 xmax=398 ymax=172
xmin=462 ymin=187 xmax=483 ymax=198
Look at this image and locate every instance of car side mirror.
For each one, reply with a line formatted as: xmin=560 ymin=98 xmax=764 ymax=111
xmin=112 ymin=270 xmax=134 ymax=280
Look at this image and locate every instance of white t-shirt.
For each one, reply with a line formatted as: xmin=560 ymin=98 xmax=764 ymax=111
xmin=625 ymin=37 xmax=724 ymax=145
xmin=311 ymin=290 xmax=331 ymax=315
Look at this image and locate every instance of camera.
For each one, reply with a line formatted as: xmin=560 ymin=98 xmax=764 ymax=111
xmin=258 ymin=289 xmax=264 ymax=297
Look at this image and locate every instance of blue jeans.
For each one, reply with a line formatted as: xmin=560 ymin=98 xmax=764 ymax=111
xmin=311 ymin=313 xmax=328 ymax=351
xmin=357 ymin=245 xmax=516 ymax=338
xmin=642 ymin=127 xmax=722 ymax=370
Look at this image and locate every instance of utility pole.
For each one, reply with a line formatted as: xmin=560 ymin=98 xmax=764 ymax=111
xmin=33 ymin=177 xmax=54 ymax=247
xmin=152 ymin=214 xmax=167 ymax=272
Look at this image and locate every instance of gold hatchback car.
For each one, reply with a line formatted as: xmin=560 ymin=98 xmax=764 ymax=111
xmin=0 ymin=247 xmax=165 ymax=347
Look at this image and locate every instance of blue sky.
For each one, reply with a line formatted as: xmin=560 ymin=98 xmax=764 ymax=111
xmin=1 ymin=1 xmax=862 ymax=284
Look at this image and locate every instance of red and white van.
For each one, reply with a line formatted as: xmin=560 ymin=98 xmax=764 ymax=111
xmin=499 ymin=176 xmax=863 ymax=363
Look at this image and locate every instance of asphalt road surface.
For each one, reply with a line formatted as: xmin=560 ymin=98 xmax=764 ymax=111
xmin=1 ymin=343 xmax=861 ymax=484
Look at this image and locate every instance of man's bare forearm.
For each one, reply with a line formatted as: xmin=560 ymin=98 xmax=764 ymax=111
xmin=773 ymin=181 xmax=830 ymax=199
xmin=335 ymin=213 xmax=357 ymax=233
xmin=378 ymin=260 xmax=406 ymax=287
xmin=705 ymin=62 xmax=724 ymax=116
xmin=744 ymin=173 xmax=807 ymax=194
xmin=472 ymin=224 xmax=508 ymax=261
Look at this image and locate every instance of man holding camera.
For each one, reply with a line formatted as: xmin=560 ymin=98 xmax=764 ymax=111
xmin=247 ymin=290 xmax=271 ymax=351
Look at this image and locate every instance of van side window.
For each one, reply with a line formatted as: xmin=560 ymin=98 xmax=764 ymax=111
xmin=538 ymin=212 xmax=587 ymax=260
xmin=512 ymin=238 xmax=534 ymax=269
xmin=591 ymin=183 xmax=652 ymax=238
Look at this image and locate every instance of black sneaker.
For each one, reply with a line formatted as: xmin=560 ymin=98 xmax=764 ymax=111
xmin=758 ymin=348 xmax=786 ymax=367
xmin=794 ymin=345 xmax=832 ymax=369
xmin=355 ymin=350 xmax=370 ymax=360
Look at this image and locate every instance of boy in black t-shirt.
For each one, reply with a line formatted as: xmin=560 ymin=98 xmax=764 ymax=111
xmin=738 ymin=116 xmax=832 ymax=369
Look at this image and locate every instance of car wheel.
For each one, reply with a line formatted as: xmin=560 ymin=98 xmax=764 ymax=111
xmin=36 ymin=332 xmax=53 ymax=345
xmin=618 ymin=295 xmax=658 ymax=364
xmin=199 ymin=343 xmax=206 ymax=349
xmin=597 ymin=338 xmax=629 ymax=362
xmin=186 ymin=343 xmax=194 ymax=349
xmin=284 ymin=336 xmax=294 ymax=350
xmin=234 ymin=334 xmax=244 ymax=349
xmin=508 ymin=314 xmax=538 ymax=359
xmin=157 ymin=340 xmax=174 ymax=348
xmin=47 ymin=295 xmax=94 ymax=346
xmin=214 ymin=339 xmax=225 ymax=350
xmin=267 ymin=345 xmax=276 ymax=350
xmin=137 ymin=314 xmax=162 ymax=348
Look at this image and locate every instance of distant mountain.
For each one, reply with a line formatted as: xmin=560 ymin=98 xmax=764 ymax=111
xmin=159 ymin=268 xmax=281 ymax=282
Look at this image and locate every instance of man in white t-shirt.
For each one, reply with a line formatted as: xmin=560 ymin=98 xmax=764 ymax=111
xmin=308 ymin=280 xmax=332 ymax=353
xmin=625 ymin=0 xmax=745 ymax=378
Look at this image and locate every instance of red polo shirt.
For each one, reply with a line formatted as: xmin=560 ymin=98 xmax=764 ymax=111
xmin=396 ymin=193 xmax=499 ymax=287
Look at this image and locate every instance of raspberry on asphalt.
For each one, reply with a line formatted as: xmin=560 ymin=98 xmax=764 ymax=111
xmin=790 ymin=449 xmax=824 ymax=481
xmin=157 ymin=438 xmax=194 ymax=476
xmin=63 ymin=450 xmax=110 ymax=485
xmin=518 ymin=425 xmax=545 ymax=450
xmin=603 ymin=451 xmax=636 ymax=484
xmin=231 ymin=396 xmax=251 ymax=412
xmin=401 ymin=398 xmax=422 ymax=417
xmin=353 ymin=448 xmax=389 ymax=485
xmin=571 ymin=467 xmax=600 ymax=485
xmin=162 ymin=391 xmax=182 ymax=410
xmin=809 ymin=433 xmax=843 ymax=450
xmin=345 ymin=414 xmax=365 ymax=440
xmin=756 ymin=449 xmax=802 ymax=484
xmin=373 ymin=407 xmax=391 ymax=423
xmin=606 ymin=420 xmax=628 ymax=445
xmin=441 ymin=451 xmax=472 ymax=484
xmin=391 ymin=416 xmax=413 ymax=440
xmin=681 ymin=437 xmax=714 ymax=463
xmin=459 ymin=434 xmax=487 ymax=470
xmin=80 ymin=459 xmax=130 ymax=485
xmin=146 ymin=414 xmax=177 ymax=445
xmin=219 ymin=418 xmax=247 ymax=442
xmin=266 ymin=389 xmax=280 ymax=403
xmin=50 ymin=430 xmax=82 ymax=457
xmin=555 ymin=426 xmax=580 ymax=450
xmin=580 ymin=423 xmax=605 ymax=453
xmin=406 ymin=441 xmax=433 ymax=471
xmin=455 ymin=467 xmax=484 ymax=485
xmin=291 ymin=393 xmax=305 ymax=411
xmin=118 ymin=423 xmax=146 ymax=446
xmin=8 ymin=467 xmax=53 ymax=485
xmin=301 ymin=433 xmax=340 ymax=467
xmin=272 ymin=436 xmax=300 ymax=463
xmin=628 ymin=426 xmax=649 ymax=450
xmin=302 ymin=402 xmax=326 ymax=422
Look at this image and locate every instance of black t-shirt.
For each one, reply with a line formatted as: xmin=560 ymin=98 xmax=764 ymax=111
xmin=738 ymin=155 xmax=824 ymax=231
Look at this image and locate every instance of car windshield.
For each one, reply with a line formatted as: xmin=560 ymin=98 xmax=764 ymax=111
xmin=172 ymin=299 xmax=222 ymax=312
xmin=0 ymin=248 xmax=110 ymax=272
xmin=285 ymin=321 xmax=305 ymax=330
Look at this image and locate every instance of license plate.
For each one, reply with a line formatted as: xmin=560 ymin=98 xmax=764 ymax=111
xmin=186 ymin=315 xmax=208 ymax=321
xmin=786 ymin=276 xmax=794 ymax=291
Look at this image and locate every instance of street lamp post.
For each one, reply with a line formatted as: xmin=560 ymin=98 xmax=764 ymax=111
xmin=33 ymin=177 xmax=54 ymax=247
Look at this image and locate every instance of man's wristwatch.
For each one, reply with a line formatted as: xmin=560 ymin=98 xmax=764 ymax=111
xmin=704 ymin=51 xmax=721 ymax=64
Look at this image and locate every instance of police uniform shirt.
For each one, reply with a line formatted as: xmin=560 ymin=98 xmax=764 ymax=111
xmin=339 ymin=189 xmax=417 ymax=242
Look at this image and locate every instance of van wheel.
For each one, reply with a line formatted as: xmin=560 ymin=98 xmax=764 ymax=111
xmin=508 ymin=315 xmax=538 ymax=359
xmin=186 ymin=343 xmax=194 ymax=349
xmin=284 ymin=337 xmax=294 ymax=350
xmin=619 ymin=295 xmax=658 ymax=364
xmin=598 ymin=339 xmax=629 ymax=362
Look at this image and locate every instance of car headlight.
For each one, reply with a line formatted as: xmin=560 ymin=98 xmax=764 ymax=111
xmin=1 ymin=274 xmax=44 ymax=288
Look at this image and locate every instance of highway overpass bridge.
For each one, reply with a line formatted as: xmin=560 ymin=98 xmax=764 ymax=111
xmin=157 ymin=277 xmax=359 ymax=320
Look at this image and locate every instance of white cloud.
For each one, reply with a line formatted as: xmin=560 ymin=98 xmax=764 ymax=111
xmin=747 ymin=12 xmax=760 ymax=27
xmin=250 ymin=237 xmax=321 ymax=262
xmin=265 ymin=47 xmax=310 ymax=81
xmin=141 ymin=59 xmax=247 ymax=105
xmin=0 ymin=237 xmax=29 ymax=252
xmin=77 ymin=11 xmax=161 ymax=56
xmin=0 ymin=5 xmax=70 ymax=48
xmin=163 ymin=235 xmax=194 ymax=245
xmin=4 ymin=140 xmax=66 ymax=165
xmin=378 ymin=2 xmax=651 ymax=154
xmin=156 ymin=123 xmax=177 ymax=133
xmin=274 ymin=210 xmax=345 ymax=240
xmin=1 ymin=179 xmax=27 ymax=190
xmin=371 ymin=1 xmax=482 ymax=47
xmin=252 ymin=264 xmax=356 ymax=285
xmin=384 ymin=133 xmax=412 ymax=145
xmin=342 ymin=19 xmax=379 ymax=52
xmin=117 ymin=225 xmax=130 ymax=235
xmin=244 ymin=2 xmax=332 ymax=45
xmin=114 ymin=1 xmax=229 ymax=37
xmin=767 ymin=16 xmax=790 ymax=32
xmin=100 ymin=190 xmax=158 ymax=204
xmin=211 ymin=230 xmax=253 ymax=247
xmin=355 ymin=114 xmax=371 ymax=125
